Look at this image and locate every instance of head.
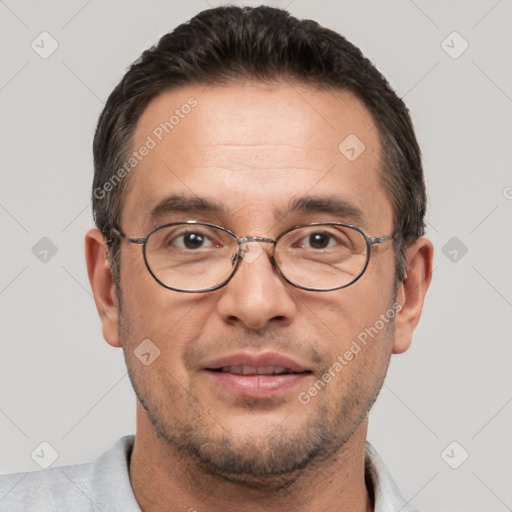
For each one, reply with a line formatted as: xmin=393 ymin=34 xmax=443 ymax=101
xmin=86 ymin=6 xmax=432 ymax=486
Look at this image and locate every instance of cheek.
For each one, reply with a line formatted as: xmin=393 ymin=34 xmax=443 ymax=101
xmin=303 ymin=282 xmax=396 ymax=371
xmin=320 ymin=318 xmax=394 ymax=400
xmin=120 ymin=246 xmax=184 ymax=323
xmin=119 ymin=252 xmax=216 ymax=372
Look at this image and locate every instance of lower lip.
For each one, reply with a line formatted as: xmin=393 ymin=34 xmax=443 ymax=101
xmin=205 ymin=371 xmax=310 ymax=398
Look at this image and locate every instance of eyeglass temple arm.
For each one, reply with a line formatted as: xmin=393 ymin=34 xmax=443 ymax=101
xmin=106 ymin=228 xmax=146 ymax=246
xmin=369 ymin=234 xmax=394 ymax=245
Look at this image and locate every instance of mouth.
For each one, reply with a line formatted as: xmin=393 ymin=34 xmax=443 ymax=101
xmin=210 ymin=365 xmax=307 ymax=375
xmin=202 ymin=352 xmax=313 ymax=398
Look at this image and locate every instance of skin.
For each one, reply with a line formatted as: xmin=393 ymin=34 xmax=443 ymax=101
xmin=85 ymin=81 xmax=433 ymax=512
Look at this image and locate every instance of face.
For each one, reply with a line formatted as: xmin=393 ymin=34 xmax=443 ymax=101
xmin=113 ymin=81 xmax=399 ymax=482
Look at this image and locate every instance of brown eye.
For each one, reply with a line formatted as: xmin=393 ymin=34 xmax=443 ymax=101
xmin=182 ymin=232 xmax=206 ymax=249
xmin=308 ymin=232 xmax=331 ymax=249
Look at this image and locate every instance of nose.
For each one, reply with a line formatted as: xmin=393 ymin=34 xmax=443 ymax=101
xmin=216 ymin=240 xmax=297 ymax=330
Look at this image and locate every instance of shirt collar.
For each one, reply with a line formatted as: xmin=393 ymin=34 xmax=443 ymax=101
xmin=365 ymin=441 xmax=419 ymax=512
xmin=101 ymin=436 xmax=419 ymax=512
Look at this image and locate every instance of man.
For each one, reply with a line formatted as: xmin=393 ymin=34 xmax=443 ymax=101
xmin=0 ymin=5 xmax=432 ymax=511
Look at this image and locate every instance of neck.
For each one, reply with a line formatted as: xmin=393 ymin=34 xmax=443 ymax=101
xmin=130 ymin=403 xmax=373 ymax=512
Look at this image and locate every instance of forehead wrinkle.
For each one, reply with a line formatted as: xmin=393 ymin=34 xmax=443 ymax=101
xmin=204 ymin=143 xmax=325 ymax=150
xmin=188 ymin=147 xmax=333 ymax=173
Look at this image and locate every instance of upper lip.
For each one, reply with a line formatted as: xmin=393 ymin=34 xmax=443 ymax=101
xmin=202 ymin=351 xmax=311 ymax=373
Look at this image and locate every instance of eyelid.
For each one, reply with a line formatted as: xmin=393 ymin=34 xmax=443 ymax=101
xmin=158 ymin=225 xmax=226 ymax=249
xmin=285 ymin=225 xmax=351 ymax=247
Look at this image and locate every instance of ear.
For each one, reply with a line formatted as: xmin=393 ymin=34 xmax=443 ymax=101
xmin=85 ymin=228 xmax=121 ymax=348
xmin=392 ymin=237 xmax=433 ymax=354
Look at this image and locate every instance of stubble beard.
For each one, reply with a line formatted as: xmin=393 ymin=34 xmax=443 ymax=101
xmin=119 ymin=298 xmax=394 ymax=488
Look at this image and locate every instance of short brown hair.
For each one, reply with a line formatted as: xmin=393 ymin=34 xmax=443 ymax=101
xmin=92 ymin=5 xmax=426 ymax=285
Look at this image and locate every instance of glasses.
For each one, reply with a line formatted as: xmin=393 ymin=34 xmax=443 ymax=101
xmin=107 ymin=221 xmax=393 ymax=293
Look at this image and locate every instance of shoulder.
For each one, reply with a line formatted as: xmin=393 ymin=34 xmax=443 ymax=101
xmin=0 ymin=435 xmax=137 ymax=512
xmin=0 ymin=461 xmax=94 ymax=512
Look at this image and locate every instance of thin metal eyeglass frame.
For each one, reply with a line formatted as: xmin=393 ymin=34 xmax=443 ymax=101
xmin=107 ymin=220 xmax=394 ymax=293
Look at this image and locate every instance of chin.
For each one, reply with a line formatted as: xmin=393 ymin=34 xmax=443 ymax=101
xmin=180 ymin=428 xmax=329 ymax=488
xmin=142 ymin=392 xmax=353 ymax=488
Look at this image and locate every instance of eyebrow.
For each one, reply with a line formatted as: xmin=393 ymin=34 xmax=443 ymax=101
xmin=148 ymin=193 xmax=365 ymax=226
xmin=278 ymin=195 xmax=366 ymax=226
xmin=149 ymin=194 xmax=230 ymax=222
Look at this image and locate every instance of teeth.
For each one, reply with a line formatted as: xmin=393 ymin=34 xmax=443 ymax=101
xmin=266 ymin=367 xmax=287 ymax=374
xmin=218 ymin=366 xmax=293 ymax=375
xmin=242 ymin=366 xmax=257 ymax=375
xmin=257 ymin=366 xmax=279 ymax=375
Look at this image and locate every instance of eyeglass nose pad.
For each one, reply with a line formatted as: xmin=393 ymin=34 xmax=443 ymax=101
xmin=239 ymin=241 xmax=265 ymax=264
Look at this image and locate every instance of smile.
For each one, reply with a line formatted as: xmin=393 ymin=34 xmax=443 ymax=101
xmin=202 ymin=352 xmax=313 ymax=398
xmin=213 ymin=365 xmax=304 ymax=375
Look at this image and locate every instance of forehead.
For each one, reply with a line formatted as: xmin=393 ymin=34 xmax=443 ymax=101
xmin=122 ymin=81 xmax=391 ymax=233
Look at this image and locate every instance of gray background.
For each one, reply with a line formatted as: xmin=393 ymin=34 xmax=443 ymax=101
xmin=1 ymin=1 xmax=511 ymax=511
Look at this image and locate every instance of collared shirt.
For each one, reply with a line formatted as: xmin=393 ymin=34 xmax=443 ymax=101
xmin=0 ymin=435 xmax=419 ymax=511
